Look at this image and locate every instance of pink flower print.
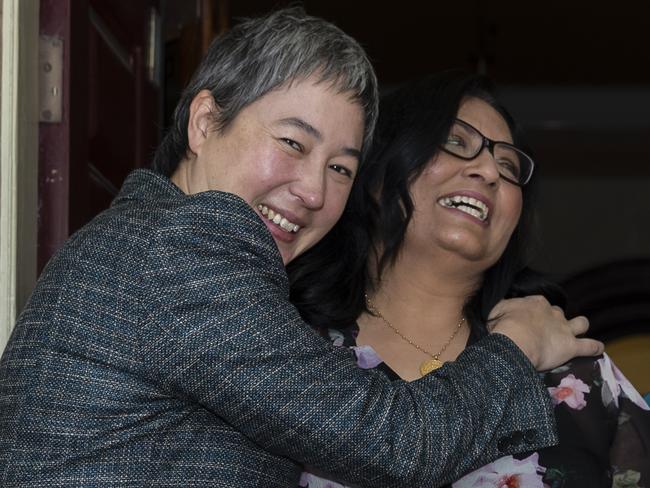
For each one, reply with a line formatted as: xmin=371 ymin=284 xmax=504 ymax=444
xmin=547 ymin=374 xmax=590 ymax=410
xmin=452 ymin=452 xmax=546 ymax=487
xmin=612 ymin=469 xmax=642 ymax=488
xmin=351 ymin=344 xmax=383 ymax=369
xmin=326 ymin=329 xmax=345 ymax=347
xmin=299 ymin=472 xmax=348 ymax=488
xmin=597 ymin=353 xmax=650 ymax=411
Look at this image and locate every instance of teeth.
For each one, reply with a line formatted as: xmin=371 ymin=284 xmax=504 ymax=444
xmin=438 ymin=196 xmax=489 ymax=222
xmin=257 ymin=205 xmax=300 ymax=232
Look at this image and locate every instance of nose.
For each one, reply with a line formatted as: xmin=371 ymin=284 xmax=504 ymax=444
xmin=462 ymin=148 xmax=501 ymax=186
xmin=290 ymin=160 xmax=326 ymax=209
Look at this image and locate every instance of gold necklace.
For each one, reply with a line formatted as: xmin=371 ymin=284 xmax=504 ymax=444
xmin=364 ymin=293 xmax=466 ymax=377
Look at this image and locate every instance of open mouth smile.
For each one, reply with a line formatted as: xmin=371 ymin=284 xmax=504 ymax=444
xmin=438 ymin=195 xmax=489 ymax=222
xmin=257 ymin=204 xmax=301 ymax=233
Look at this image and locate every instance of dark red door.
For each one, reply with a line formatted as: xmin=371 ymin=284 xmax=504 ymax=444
xmin=39 ymin=0 xmax=161 ymax=272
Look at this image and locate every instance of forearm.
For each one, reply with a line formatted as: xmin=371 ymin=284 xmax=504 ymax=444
xmin=142 ymin=191 xmax=558 ymax=486
xmin=295 ymin=331 xmax=557 ymax=485
xmin=143 ymin=297 xmax=557 ymax=486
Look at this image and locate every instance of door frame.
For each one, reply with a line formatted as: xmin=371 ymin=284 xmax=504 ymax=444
xmin=0 ymin=0 xmax=39 ymax=354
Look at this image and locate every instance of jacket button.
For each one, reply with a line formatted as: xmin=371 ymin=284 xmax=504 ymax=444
xmin=497 ymin=436 xmax=511 ymax=452
xmin=523 ymin=429 xmax=537 ymax=444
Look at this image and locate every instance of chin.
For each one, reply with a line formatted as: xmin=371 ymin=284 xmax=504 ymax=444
xmin=440 ymin=234 xmax=481 ymax=254
xmin=280 ymin=251 xmax=293 ymax=266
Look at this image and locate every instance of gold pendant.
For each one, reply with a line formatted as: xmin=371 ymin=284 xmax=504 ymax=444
xmin=420 ymin=358 xmax=443 ymax=376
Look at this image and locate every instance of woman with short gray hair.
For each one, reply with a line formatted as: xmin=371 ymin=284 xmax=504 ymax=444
xmin=153 ymin=7 xmax=378 ymax=177
xmin=0 ymin=7 xmax=602 ymax=487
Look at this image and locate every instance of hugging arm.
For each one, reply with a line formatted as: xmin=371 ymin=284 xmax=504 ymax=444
xmin=140 ymin=192 xmax=559 ymax=487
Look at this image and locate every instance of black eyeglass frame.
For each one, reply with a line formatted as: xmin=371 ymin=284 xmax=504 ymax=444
xmin=439 ymin=118 xmax=535 ymax=187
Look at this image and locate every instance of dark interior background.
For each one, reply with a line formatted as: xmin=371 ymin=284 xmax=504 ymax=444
xmin=162 ymin=0 xmax=650 ymax=357
xmin=44 ymin=0 xmax=649 ymax=280
xmin=37 ymin=0 xmax=650 ymax=362
xmin=163 ymin=0 xmax=650 ymax=280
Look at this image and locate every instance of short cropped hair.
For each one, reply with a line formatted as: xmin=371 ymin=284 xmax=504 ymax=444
xmin=152 ymin=7 xmax=378 ymax=176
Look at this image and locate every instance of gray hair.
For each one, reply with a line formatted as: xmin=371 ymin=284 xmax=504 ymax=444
xmin=152 ymin=6 xmax=378 ymax=176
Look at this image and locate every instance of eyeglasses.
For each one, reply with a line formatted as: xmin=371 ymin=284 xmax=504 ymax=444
xmin=439 ymin=118 xmax=535 ymax=186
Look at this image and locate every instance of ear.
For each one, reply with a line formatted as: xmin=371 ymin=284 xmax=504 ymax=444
xmin=187 ymin=89 xmax=218 ymax=156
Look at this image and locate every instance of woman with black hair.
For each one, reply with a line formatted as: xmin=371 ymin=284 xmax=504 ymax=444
xmin=291 ymin=72 xmax=650 ymax=487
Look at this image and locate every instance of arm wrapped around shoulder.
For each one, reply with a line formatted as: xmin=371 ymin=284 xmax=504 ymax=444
xmin=139 ymin=191 xmax=559 ymax=487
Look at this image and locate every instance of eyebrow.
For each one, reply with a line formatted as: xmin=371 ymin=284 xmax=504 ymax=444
xmin=279 ymin=117 xmax=322 ymax=140
xmin=278 ymin=117 xmax=361 ymax=161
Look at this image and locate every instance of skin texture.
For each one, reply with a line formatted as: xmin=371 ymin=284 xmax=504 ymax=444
xmin=171 ymin=75 xmax=365 ymax=265
xmin=358 ymin=97 xmax=601 ymax=379
xmin=405 ymin=97 xmax=523 ymax=278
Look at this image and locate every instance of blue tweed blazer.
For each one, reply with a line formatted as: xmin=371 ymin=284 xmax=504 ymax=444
xmin=0 ymin=170 xmax=558 ymax=487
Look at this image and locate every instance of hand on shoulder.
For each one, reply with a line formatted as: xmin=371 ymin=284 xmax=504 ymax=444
xmin=488 ymin=295 xmax=604 ymax=371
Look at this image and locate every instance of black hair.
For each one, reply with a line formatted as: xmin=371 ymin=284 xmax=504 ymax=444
xmin=288 ymin=70 xmax=564 ymax=340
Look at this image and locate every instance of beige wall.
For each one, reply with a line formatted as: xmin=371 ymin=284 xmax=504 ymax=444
xmin=1 ymin=1 xmax=3 ymax=147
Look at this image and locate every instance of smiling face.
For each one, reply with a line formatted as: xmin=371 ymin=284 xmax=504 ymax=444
xmin=172 ymin=76 xmax=365 ymax=265
xmin=404 ymin=97 xmax=523 ymax=271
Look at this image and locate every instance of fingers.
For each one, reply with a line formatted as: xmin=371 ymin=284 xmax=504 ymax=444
xmin=488 ymin=295 xmax=550 ymax=320
xmin=567 ymin=315 xmax=589 ymax=336
xmin=569 ymin=315 xmax=602 ymax=357
xmin=550 ymin=305 xmax=564 ymax=315
xmin=487 ymin=295 xmax=602 ymax=369
xmin=573 ymin=338 xmax=605 ymax=357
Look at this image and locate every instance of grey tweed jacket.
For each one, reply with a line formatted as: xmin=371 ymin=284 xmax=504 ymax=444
xmin=0 ymin=169 xmax=558 ymax=487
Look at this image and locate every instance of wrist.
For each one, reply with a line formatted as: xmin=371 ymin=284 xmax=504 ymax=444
xmin=491 ymin=325 xmax=540 ymax=369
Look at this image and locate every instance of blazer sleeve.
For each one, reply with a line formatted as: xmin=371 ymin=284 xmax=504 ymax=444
xmin=138 ymin=191 xmax=558 ymax=488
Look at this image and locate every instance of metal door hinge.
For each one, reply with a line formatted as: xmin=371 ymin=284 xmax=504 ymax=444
xmin=38 ymin=35 xmax=63 ymax=123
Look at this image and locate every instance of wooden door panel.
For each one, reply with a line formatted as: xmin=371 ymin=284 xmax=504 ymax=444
xmin=88 ymin=20 xmax=137 ymax=192
xmin=39 ymin=0 xmax=160 ymax=272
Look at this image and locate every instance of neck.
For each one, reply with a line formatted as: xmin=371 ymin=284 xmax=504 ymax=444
xmin=170 ymin=158 xmax=207 ymax=195
xmin=367 ymin=249 xmax=482 ymax=332
xmin=357 ymin=252 xmax=482 ymax=381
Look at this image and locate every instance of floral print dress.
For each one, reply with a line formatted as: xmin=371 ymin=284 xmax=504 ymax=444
xmin=299 ymin=326 xmax=650 ymax=488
